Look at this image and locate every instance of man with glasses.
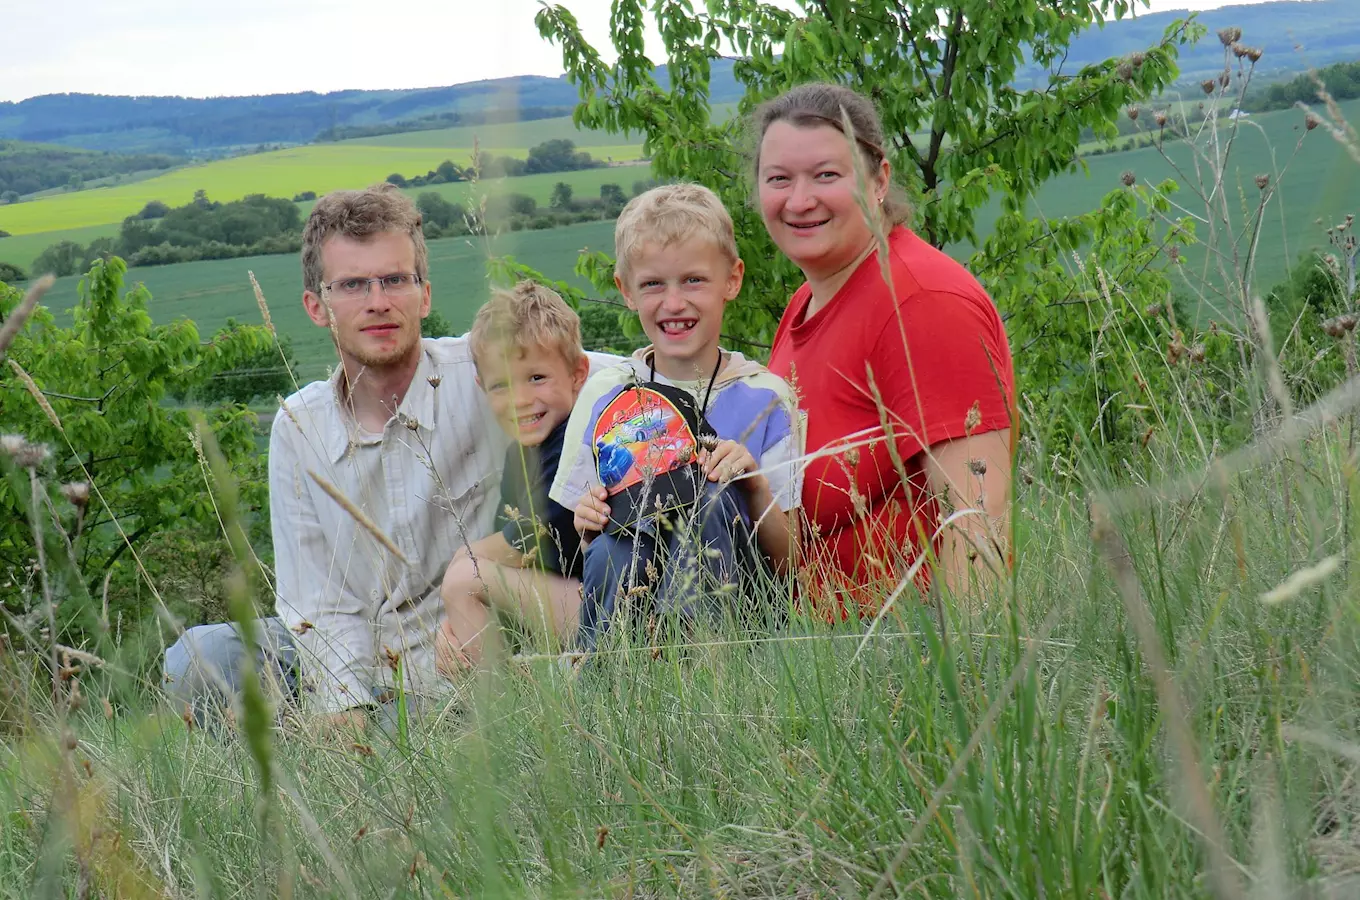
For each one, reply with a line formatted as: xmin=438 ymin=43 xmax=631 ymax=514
xmin=163 ymin=184 xmax=609 ymax=733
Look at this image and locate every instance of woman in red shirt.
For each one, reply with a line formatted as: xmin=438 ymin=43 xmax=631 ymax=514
xmin=756 ymin=83 xmax=1016 ymax=615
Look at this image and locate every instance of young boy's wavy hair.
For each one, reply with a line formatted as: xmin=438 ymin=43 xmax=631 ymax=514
xmin=469 ymin=280 xmax=585 ymax=376
xmin=613 ymin=182 xmax=740 ymax=282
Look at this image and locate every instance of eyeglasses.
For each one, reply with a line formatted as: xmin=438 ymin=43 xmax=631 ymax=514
xmin=320 ymin=273 xmax=424 ymax=301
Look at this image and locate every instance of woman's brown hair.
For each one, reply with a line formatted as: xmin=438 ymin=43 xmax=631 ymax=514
xmin=752 ymin=82 xmax=912 ymax=227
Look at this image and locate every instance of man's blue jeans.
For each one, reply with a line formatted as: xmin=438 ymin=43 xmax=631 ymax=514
xmin=578 ymin=483 xmax=758 ymax=650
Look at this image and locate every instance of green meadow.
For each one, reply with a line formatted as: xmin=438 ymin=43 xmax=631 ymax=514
xmin=38 ymin=219 xmax=619 ymax=383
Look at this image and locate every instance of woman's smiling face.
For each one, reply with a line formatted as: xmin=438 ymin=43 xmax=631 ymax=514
xmin=756 ymin=120 xmax=890 ymax=280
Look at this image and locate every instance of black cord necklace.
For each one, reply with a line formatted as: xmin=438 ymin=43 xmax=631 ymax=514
xmin=648 ymin=348 xmax=724 ymax=420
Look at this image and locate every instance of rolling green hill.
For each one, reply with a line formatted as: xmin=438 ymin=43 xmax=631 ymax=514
xmin=34 ymin=220 xmax=620 ymax=384
xmin=0 ymin=142 xmax=645 ymax=237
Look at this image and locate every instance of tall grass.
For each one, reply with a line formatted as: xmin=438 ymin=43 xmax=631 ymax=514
xmin=2 ymin=424 xmax=1359 ymax=897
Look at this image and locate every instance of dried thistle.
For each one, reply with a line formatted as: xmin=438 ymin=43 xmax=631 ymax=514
xmin=1189 ymin=344 xmax=1206 ymax=364
xmin=1255 ymin=173 xmax=1270 ymax=191
xmin=1202 ymin=79 xmax=1217 ymax=95
xmin=426 ymin=375 xmax=442 ymax=389
xmin=1217 ymin=26 xmax=1242 ymax=46
xmin=1130 ymin=51 xmax=1146 ymax=67
xmin=1116 ymin=61 xmax=1134 ymax=82
xmin=60 ymin=481 xmax=90 ymax=508
xmin=10 ymin=439 xmax=50 ymax=470
xmin=964 ymin=400 xmax=982 ymax=434
xmin=1121 ymin=171 xmax=1137 ymax=188
xmin=967 ymin=458 xmax=988 ymax=477
xmin=1167 ymin=331 xmax=1187 ymax=364
xmin=1218 ymin=70 xmax=1231 ymax=89
xmin=1145 ymin=302 xmax=1164 ymax=318
xmin=1127 ymin=106 xmax=1140 ymax=121
xmin=1305 ymin=112 xmax=1321 ymax=131
xmin=1231 ymin=42 xmax=1249 ymax=59
xmin=1246 ymin=46 xmax=1263 ymax=63
xmin=1167 ymin=245 xmax=1182 ymax=263
xmin=1154 ymin=110 xmax=1168 ymax=128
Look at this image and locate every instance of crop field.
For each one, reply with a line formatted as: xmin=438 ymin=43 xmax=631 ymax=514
xmin=37 ymin=219 xmax=619 ymax=383
xmin=960 ymin=96 xmax=1360 ymax=302
xmin=0 ymin=142 xmax=644 ymax=237
xmin=0 ymin=224 xmax=120 ymax=271
xmin=350 ymin=115 xmax=644 ymax=148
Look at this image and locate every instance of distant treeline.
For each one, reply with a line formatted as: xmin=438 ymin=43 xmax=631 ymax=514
xmin=0 ymin=142 xmax=180 ymax=201
xmin=29 ymin=192 xmax=302 ymax=277
xmin=314 ymin=106 xmax=574 ymax=143
xmin=18 ymin=176 xmax=660 ymax=281
xmin=1245 ymin=59 xmax=1360 ymax=112
xmin=383 ymin=139 xmax=608 ymax=189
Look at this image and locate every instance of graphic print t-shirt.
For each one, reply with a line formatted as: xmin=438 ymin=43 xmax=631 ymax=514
xmin=548 ymin=350 xmax=803 ymax=520
xmin=496 ymin=419 xmax=583 ymax=580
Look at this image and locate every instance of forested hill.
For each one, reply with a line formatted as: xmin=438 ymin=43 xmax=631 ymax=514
xmin=2 ymin=0 xmax=1355 ymax=155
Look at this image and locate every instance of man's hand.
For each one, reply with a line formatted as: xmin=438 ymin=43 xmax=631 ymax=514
xmin=574 ymin=487 xmax=611 ymax=540
xmin=701 ymin=440 xmax=765 ymax=495
xmin=434 ymin=618 xmax=471 ymax=678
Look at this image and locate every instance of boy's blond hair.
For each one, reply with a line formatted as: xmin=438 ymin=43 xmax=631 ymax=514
xmin=614 ymin=183 xmax=739 ymax=282
xmin=469 ymin=280 xmax=584 ymax=375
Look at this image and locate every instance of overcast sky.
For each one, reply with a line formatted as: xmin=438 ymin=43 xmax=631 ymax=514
xmin=1 ymin=0 xmax=1292 ymax=104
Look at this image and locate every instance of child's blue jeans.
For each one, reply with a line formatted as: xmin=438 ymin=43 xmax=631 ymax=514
xmin=578 ymin=482 xmax=756 ymax=650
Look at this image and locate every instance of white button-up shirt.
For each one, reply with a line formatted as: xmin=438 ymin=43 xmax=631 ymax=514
xmin=269 ymin=337 xmax=508 ymax=713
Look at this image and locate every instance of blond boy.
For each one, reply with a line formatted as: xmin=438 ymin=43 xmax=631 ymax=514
xmin=435 ymin=281 xmax=593 ymax=672
xmin=549 ymin=183 xmax=803 ymax=649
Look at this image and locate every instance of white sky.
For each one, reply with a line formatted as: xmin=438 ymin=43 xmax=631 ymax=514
xmin=1 ymin=0 xmax=1292 ymax=104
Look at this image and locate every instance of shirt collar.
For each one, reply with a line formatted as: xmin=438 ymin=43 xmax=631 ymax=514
xmin=324 ymin=345 xmax=437 ymax=463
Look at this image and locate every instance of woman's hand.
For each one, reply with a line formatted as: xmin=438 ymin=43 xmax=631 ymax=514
xmin=573 ymin=487 xmax=611 ymax=541
xmin=701 ymin=440 xmax=766 ymax=494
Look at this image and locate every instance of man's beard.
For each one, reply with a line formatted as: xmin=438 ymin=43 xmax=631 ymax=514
xmin=338 ymin=326 xmax=421 ymax=371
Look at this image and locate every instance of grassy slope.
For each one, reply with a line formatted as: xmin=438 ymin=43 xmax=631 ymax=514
xmin=37 ymin=219 xmax=619 ymax=383
xmin=0 ymin=165 xmax=645 ymax=271
xmin=0 ymin=141 xmax=643 ymax=236
xmin=956 ymin=97 xmax=1360 ymax=299
xmin=347 ymin=116 xmax=644 ymax=148
xmin=2 ymin=428 xmax=1357 ymax=896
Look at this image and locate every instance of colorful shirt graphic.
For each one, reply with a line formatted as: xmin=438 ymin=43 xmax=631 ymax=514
xmin=549 ymin=350 xmax=804 ymax=520
xmin=592 ymin=386 xmax=700 ymax=495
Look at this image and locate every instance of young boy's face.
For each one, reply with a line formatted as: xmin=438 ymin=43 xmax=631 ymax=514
xmin=616 ymin=236 xmax=744 ymax=380
xmin=478 ymin=343 xmax=589 ymax=447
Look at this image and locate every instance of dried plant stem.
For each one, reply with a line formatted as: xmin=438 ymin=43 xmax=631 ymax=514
xmin=307 ymin=469 xmax=410 ymax=565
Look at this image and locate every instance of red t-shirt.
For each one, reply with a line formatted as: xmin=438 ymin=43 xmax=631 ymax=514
xmin=768 ymin=226 xmax=1015 ymax=617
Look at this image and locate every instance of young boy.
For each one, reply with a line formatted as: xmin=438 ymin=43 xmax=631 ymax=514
xmin=550 ymin=182 xmax=803 ymax=649
xmin=436 ymin=281 xmax=592 ymax=673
